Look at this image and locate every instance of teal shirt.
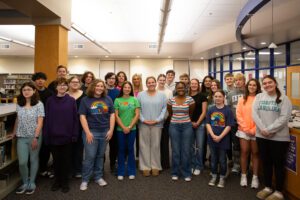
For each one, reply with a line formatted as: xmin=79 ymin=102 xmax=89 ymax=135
xmin=114 ymin=96 xmax=140 ymax=131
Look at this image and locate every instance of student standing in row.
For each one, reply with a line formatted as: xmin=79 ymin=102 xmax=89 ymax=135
xmin=31 ymin=72 xmax=52 ymax=178
xmin=44 ymin=78 xmax=79 ymax=193
xmin=114 ymin=81 xmax=140 ymax=180
xmin=67 ymin=76 xmax=86 ymax=178
xmin=116 ymin=71 xmax=127 ymax=90
xmin=79 ymin=79 xmax=115 ymax=190
xmin=168 ymin=82 xmax=195 ymax=181
xmin=14 ymin=82 xmax=44 ymax=195
xmin=206 ymin=90 xmax=234 ymax=188
xmin=189 ymin=78 xmax=207 ymax=176
xmin=236 ymin=79 xmax=261 ymax=188
xmin=223 ymin=73 xmax=235 ymax=95
xmin=253 ymin=75 xmax=292 ymax=200
xmin=165 ymin=70 xmax=176 ymax=92
xmin=138 ymin=76 xmax=167 ymax=177
xmin=48 ymin=65 xmax=68 ymax=94
xmin=81 ymin=71 xmax=95 ymax=94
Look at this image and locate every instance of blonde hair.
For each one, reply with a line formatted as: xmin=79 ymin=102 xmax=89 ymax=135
xmin=234 ymin=73 xmax=245 ymax=81
xmin=132 ymin=73 xmax=143 ymax=92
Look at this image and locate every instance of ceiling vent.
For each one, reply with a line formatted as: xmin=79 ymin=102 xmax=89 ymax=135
xmin=73 ymin=44 xmax=84 ymax=49
xmin=0 ymin=44 xmax=10 ymax=49
xmin=148 ymin=43 xmax=158 ymax=49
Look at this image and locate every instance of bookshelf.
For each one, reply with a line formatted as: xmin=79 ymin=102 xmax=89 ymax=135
xmin=2 ymin=74 xmax=33 ymax=96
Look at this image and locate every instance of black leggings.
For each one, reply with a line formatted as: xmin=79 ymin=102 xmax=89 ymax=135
xmin=256 ymin=137 xmax=289 ymax=191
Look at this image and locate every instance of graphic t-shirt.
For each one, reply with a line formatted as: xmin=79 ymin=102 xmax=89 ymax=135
xmin=79 ymin=96 xmax=115 ymax=130
xmin=206 ymin=105 xmax=234 ymax=149
xmin=114 ymin=96 xmax=140 ymax=131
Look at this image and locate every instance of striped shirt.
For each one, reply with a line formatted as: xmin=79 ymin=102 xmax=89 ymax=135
xmin=168 ymin=96 xmax=195 ymax=123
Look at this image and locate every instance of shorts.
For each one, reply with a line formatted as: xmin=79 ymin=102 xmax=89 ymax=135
xmin=236 ymin=130 xmax=256 ymax=141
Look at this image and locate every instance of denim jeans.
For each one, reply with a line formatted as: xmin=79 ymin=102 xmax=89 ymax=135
xmin=209 ymin=145 xmax=227 ymax=177
xmin=82 ymin=129 xmax=108 ymax=182
xmin=169 ymin=122 xmax=193 ymax=178
xmin=191 ymin=123 xmax=205 ymax=170
xmin=117 ymin=130 xmax=136 ymax=176
xmin=17 ymin=137 xmax=42 ymax=189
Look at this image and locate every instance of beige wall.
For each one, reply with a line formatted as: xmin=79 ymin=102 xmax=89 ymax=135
xmin=0 ymin=56 xmax=34 ymax=74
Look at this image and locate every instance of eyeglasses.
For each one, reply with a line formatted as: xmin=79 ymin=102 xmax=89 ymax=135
xmin=108 ymin=77 xmax=116 ymax=80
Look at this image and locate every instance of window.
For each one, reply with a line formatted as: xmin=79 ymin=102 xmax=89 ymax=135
xmin=274 ymin=68 xmax=286 ymax=94
xmin=216 ymin=58 xmax=221 ymax=72
xmin=244 ymin=56 xmax=255 ymax=69
xmin=291 ymin=40 xmax=300 ymax=65
xmin=216 ymin=73 xmax=221 ymax=81
xmin=223 ymin=56 xmax=230 ymax=71
xmin=259 ymin=49 xmax=270 ymax=68
xmin=244 ymin=70 xmax=255 ymax=82
xmin=274 ymin=45 xmax=286 ymax=66
xmin=232 ymin=54 xmax=241 ymax=71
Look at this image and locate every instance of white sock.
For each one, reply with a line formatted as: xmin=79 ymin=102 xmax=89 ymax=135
xmin=241 ymin=174 xmax=247 ymax=178
xmin=252 ymin=175 xmax=258 ymax=179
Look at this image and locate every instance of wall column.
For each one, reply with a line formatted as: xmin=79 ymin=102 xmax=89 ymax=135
xmin=34 ymin=25 xmax=68 ymax=84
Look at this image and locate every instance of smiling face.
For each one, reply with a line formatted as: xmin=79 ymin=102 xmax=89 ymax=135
xmin=57 ymin=67 xmax=67 ymax=78
xmin=146 ymin=78 xmax=157 ymax=91
xmin=262 ymin=77 xmax=277 ymax=95
xmin=225 ymin=76 xmax=234 ymax=87
xmin=235 ymin=77 xmax=245 ymax=88
xmin=85 ymin=73 xmax=94 ymax=85
xmin=69 ymin=77 xmax=80 ymax=90
xmin=204 ymin=77 xmax=212 ymax=89
xmin=214 ymin=91 xmax=225 ymax=105
xmin=106 ymin=75 xmax=116 ymax=87
xmin=166 ymin=72 xmax=175 ymax=83
xmin=56 ymin=83 xmax=68 ymax=95
xmin=248 ymin=80 xmax=258 ymax=95
xmin=117 ymin=73 xmax=126 ymax=85
xmin=190 ymin=79 xmax=199 ymax=92
xmin=157 ymin=76 xmax=166 ymax=88
xmin=176 ymin=83 xmax=186 ymax=96
xmin=122 ymin=83 xmax=132 ymax=96
xmin=211 ymin=81 xmax=219 ymax=93
xmin=94 ymin=81 xmax=105 ymax=97
xmin=180 ymin=76 xmax=189 ymax=86
xmin=35 ymin=78 xmax=46 ymax=89
xmin=22 ymin=86 xmax=35 ymax=99
xmin=132 ymin=75 xmax=141 ymax=87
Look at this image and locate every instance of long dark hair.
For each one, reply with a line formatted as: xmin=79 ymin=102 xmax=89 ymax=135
xmin=208 ymin=79 xmax=221 ymax=104
xmin=262 ymin=75 xmax=282 ymax=104
xmin=116 ymin=71 xmax=128 ymax=86
xmin=243 ymin=78 xmax=261 ymax=104
xmin=17 ymin=82 xmax=40 ymax=106
xmin=117 ymin=81 xmax=134 ymax=97
xmin=201 ymin=75 xmax=214 ymax=93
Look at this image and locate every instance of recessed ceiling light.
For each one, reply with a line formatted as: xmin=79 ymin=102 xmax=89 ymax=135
xmin=260 ymin=42 xmax=267 ymax=45
xmin=215 ymin=53 xmax=219 ymax=56
xmin=105 ymin=55 xmax=109 ymax=58
xmin=200 ymin=57 xmax=204 ymax=60
xmin=136 ymin=56 xmax=140 ymax=58
xmin=74 ymin=56 xmax=78 ymax=58
xmin=168 ymin=56 xmax=172 ymax=58
xmin=242 ymin=47 xmax=247 ymax=50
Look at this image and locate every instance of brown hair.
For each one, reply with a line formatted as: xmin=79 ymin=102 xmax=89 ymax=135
xmin=17 ymin=82 xmax=40 ymax=106
xmin=208 ymin=79 xmax=221 ymax=104
xmin=243 ymin=78 xmax=261 ymax=104
xmin=86 ymin=79 xmax=107 ymax=98
xmin=146 ymin=76 xmax=156 ymax=84
xmin=116 ymin=71 xmax=128 ymax=86
xmin=189 ymin=78 xmax=200 ymax=96
xmin=224 ymin=73 xmax=234 ymax=79
xmin=262 ymin=75 xmax=282 ymax=104
xmin=56 ymin=65 xmax=68 ymax=72
xmin=81 ymin=71 xmax=95 ymax=84
xmin=117 ymin=81 xmax=134 ymax=97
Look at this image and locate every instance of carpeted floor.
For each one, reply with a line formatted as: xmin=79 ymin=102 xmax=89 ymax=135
xmin=4 ymin=163 xmax=260 ymax=200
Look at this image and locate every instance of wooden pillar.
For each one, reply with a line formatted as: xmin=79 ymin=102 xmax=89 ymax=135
xmin=34 ymin=25 xmax=68 ymax=85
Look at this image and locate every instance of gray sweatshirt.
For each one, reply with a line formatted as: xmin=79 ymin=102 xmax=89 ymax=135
xmin=226 ymin=87 xmax=244 ymax=119
xmin=252 ymin=92 xmax=292 ymax=141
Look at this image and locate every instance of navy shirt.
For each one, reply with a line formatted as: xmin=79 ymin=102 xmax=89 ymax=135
xmin=206 ymin=105 xmax=234 ymax=150
xmin=107 ymin=88 xmax=120 ymax=102
xmin=79 ymin=96 xmax=115 ymax=130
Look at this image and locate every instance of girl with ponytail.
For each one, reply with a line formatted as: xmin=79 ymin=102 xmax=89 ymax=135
xmin=252 ymin=75 xmax=292 ymax=200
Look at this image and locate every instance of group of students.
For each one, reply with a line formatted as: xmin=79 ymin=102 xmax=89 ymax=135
xmin=12 ymin=65 xmax=292 ymax=200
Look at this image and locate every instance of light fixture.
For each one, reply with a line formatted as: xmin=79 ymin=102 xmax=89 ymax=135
xmin=268 ymin=0 xmax=277 ymax=49
xmin=200 ymin=57 xmax=204 ymax=60
xmin=157 ymin=0 xmax=172 ymax=54
xmin=260 ymin=42 xmax=267 ymax=45
xmin=247 ymin=50 xmax=255 ymax=56
xmin=74 ymin=56 xmax=78 ymax=58
xmin=71 ymin=22 xmax=111 ymax=54
xmin=242 ymin=47 xmax=247 ymax=50
xmin=136 ymin=56 xmax=140 ymax=58
xmin=105 ymin=55 xmax=109 ymax=58
xmin=0 ymin=36 xmax=34 ymax=48
xmin=215 ymin=53 xmax=219 ymax=56
xmin=168 ymin=56 xmax=172 ymax=58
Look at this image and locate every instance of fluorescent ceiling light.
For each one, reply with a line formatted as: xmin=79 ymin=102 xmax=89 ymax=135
xmin=268 ymin=42 xmax=278 ymax=49
xmin=242 ymin=47 xmax=247 ymax=50
xmin=260 ymin=42 xmax=266 ymax=45
xmin=259 ymin=51 xmax=281 ymax=55
xmin=247 ymin=51 xmax=255 ymax=56
xmin=0 ymin=35 xmax=34 ymax=48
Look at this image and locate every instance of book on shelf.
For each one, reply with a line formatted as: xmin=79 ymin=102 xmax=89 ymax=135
xmin=0 ymin=145 xmax=6 ymax=167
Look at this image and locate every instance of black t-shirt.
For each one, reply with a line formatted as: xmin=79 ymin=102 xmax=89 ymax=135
xmin=38 ymin=87 xmax=53 ymax=109
xmin=47 ymin=81 xmax=56 ymax=95
xmin=191 ymin=92 xmax=208 ymax=122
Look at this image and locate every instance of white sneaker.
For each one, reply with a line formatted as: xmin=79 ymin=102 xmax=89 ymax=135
xmin=117 ymin=176 xmax=124 ymax=181
xmin=96 ymin=178 xmax=107 ymax=187
xmin=80 ymin=182 xmax=88 ymax=191
xmin=240 ymin=174 xmax=247 ymax=187
xmin=171 ymin=176 xmax=178 ymax=181
xmin=193 ymin=169 xmax=201 ymax=176
xmin=208 ymin=176 xmax=217 ymax=186
xmin=184 ymin=177 xmax=192 ymax=182
xmin=217 ymin=178 xmax=225 ymax=188
xmin=129 ymin=175 xmax=135 ymax=180
xmin=231 ymin=164 xmax=240 ymax=174
xmin=251 ymin=176 xmax=259 ymax=189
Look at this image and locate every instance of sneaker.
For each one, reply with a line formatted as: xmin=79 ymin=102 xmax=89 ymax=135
xmin=184 ymin=177 xmax=192 ymax=182
xmin=240 ymin=174 xmax=247 ymax=187
xmin=171 ymin=176 xmax=178 ymax=181
xmin=251 ymin=176 xmax=259 ymax=189
xmin=231 ymin=164 xmax=240 ymax=174
xmin=265 ymin=191 xmax=284 ymax=200
xmin=142 ymin=170 xmax=151 ymax=177
xmin=117 ymin=176 xmax=124 ymax=181
xmin=48 ymin=171 xmax=54 ymax=179
xmin=191 ymin=168 xmax=194 ymax=173
xmin=15 ymin=184 xmax=27 ymax=194
xmin=80 ymin=182 xmax=88 ymax=191
xmin=39 ymin=171 xmax=48 ymax=177
xmin=208 ymin=177 xmax=217 ymax=186
xmin=217 ymin=178 xmax=225 ymax=188
xmin=256 ymin=188 xmax=273 ymax=200
xmin=96 ymin=178 xmax=107 ymax=187
xmin=193 ymin=169 xmax=201 ymax=176
xmin=152 ymin=169 xmax=159 ymax=176
xmin=128 ymin=175 xmax=135 ymax=180
xmin=25 ymin=188 xmax=35 ymax=195
xmin=74 ymin=173 xmax=82 ymax=178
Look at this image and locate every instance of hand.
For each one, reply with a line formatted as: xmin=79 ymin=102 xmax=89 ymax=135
xmin=192 ymin=122 xmax=199 ymax=128
xmin=123 ymin=127 xmax=130 ymax=134
xmin=86 ymin=132 xmax=94 ymax=144
xmin=106 ymin=129 xmax=113 ymax=141
xmin=31 ymin=138 xmax=38 ymax=150
xmin=213 ymin=135 xmax=222 ymax=143
xmin=261 ymin=129 xmax=273 ymax=138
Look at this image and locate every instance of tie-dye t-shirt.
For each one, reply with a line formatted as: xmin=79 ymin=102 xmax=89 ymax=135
xmin=79 ymin=96 xmax=115 ymax=130
xmin=206 ymin=105 xmax=234 ymax=149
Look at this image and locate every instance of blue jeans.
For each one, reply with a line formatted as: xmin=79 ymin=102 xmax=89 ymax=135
xmin=82 ymin=129 xmax=108 ymax=182
xmin=117 ymin=130 xmax=136 ymax=176
xmin=191 ymin=123 xmax=205 ymax=170
xmin=169 ymin=122 xmax=193 ymax=178
xmin=17 ymin=137 xmax=42 ymax=189
xmin=209 ymin=145 xmax=227 ymax=177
